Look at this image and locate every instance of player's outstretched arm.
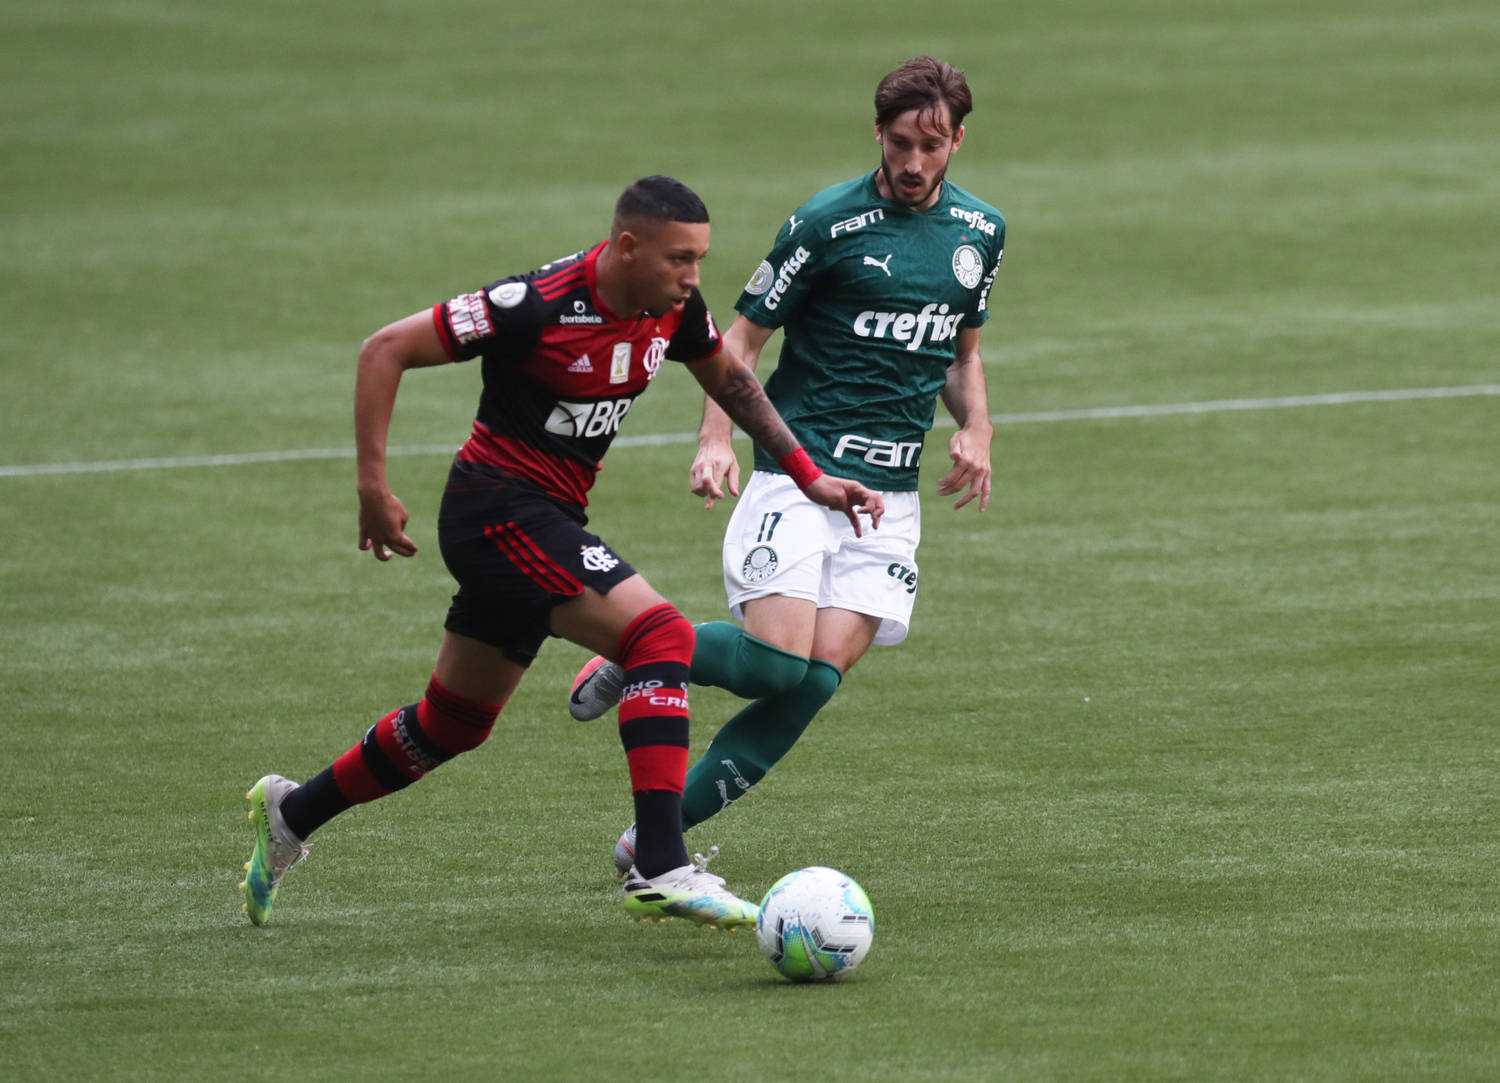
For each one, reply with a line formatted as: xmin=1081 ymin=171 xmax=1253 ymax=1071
xmin=354 ymin=310 xmax=452 ymax=560
xmin=686 ymin=345 xmax=883 ymax=534
xmin=936 ymin=327 xmax=994 ymax=512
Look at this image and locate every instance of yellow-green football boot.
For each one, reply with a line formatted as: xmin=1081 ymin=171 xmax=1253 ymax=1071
xmin=621 ymin=846 xmax=759 ymax=930
xmin=240 ymin=774 xmax=308 ymax=926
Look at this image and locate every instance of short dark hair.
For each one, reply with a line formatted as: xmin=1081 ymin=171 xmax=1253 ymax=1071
xmin=613 ymin=175 xmax=709 ymax=229
xmin=874 ymin=56 xmax=973 ymax=133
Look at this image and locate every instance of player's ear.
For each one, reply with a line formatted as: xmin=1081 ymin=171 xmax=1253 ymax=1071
xmin=615 ymin=229 xmax=639 ymax=261
xmin=951 ymin=124 xmax=965 ymax=152
xmin=874 ymin=123 xmax=884 ymax=146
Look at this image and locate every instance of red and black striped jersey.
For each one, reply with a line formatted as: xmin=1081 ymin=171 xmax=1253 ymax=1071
xmin=432 ymin=241 xmax=722 ymax=507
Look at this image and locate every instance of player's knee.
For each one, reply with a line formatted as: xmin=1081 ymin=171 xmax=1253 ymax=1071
xmin=415 ymin=676 xmax=503 ymax=757
xmin=799 ymin=657 xmax=843 ymax=709
xmin=693 ymin=620 xmax=809 ymax=697
xmin=617 ymin=602 xmax=695 ymax=669
xmin=737 ymin=631 xmax=809 ymax=696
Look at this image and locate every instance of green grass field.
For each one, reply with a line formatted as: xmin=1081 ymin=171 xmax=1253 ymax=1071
xmin=4 ymin=1 xmax=1497 ymax=1078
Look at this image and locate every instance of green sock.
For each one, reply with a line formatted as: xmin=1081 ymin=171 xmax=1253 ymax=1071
xmin=681 ymin=658 xmax=842 ymax=829
xmin=691 ymin=621 xmax=808 ymax=698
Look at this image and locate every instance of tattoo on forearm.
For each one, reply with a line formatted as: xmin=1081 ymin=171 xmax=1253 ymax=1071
xmin=712 ymin=366 xmax=797 ymax=458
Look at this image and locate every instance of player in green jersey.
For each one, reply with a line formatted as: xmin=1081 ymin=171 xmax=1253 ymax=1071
xmin=570 ymin=58 xmax=1001 ymax=865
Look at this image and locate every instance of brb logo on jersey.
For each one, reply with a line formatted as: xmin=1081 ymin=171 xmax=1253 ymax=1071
xmin=852 ymin=303 xmax=964 ymax=351
xmin=545 ymin=398 xmax=633 ymax=440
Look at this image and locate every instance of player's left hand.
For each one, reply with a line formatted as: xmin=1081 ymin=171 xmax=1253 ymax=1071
xmin=804 ymin=475 xmax=884 ymax=536
xmin=936 ymin=425 xmax=992 ymax=511
xmin=358 ymin=487 xmax=418 ymax=561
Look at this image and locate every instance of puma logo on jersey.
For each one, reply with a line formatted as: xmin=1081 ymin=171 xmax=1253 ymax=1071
xmin=787 ymin=214 xmax=803 ymax=234
xmin=863 ymin=254 xmax=893 ymax=276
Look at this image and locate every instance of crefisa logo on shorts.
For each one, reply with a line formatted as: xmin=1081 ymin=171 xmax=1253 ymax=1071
xmin=742 ymin=545 xmax=778 ymax=583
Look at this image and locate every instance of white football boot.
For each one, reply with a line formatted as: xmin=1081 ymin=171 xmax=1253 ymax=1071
xmin=620 ymin=846 xmax=758 ymax=930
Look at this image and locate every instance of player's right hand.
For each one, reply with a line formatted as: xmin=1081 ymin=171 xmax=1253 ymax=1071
xmin=358 ymin=488 xmax=418 ymax=561
xmin=804 ymin=475 xmax=884 ymax=537
xmin=690 ymin=438 xmax=741 ymax=509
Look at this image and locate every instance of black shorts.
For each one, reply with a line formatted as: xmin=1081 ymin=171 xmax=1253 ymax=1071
xmin=438 ymin=458 xmax=637 ymax=666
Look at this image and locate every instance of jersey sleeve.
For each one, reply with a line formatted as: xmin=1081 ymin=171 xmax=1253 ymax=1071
xmin=431 ymin=277 xmax=544 ymax=363
xmin=970 ymin=221 xmax=1005 ymax=329
xmin=664 ymin=288 xmax=723 ymax=362
xmin=733 ymin=209 xmax=822 ymax=329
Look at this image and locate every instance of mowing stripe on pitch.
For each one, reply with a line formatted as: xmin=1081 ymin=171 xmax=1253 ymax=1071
xmin=3 ymin=384 xmax=1497 ymax=479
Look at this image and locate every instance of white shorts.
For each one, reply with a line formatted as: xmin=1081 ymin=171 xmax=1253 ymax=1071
xmin=721 ymin=471 xmax=922 ymax=647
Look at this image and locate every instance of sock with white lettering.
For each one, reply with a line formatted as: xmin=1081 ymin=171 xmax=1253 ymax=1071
xmin=615 ymin=604 xmax=694 ymax=877
xmin=278 ymin=676 xmax=503 ymax=839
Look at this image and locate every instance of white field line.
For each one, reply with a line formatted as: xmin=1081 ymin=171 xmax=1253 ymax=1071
xmin=2 ymin=384 xmax=1497 ymax=479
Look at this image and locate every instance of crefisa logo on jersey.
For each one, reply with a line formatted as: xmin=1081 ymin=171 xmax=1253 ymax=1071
xmin=742 ymin=545 xmax=778 ymax=583
xmin=762 ymin=246 xmax=811 ymax=312
xmin=949 ymin=207 xmax=997 ymax=236
xmin=852 ymin=303 xmax=964 ymax=351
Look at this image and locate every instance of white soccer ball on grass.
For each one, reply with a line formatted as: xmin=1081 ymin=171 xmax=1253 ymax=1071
xmin=755 ymin=866 xmax=874 ymax=981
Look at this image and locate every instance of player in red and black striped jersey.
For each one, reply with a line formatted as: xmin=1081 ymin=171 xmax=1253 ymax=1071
xmin=239 ymin=176 xmax=884 ymax=932
xmin=431 ymin=238 xmax=724 ymax=507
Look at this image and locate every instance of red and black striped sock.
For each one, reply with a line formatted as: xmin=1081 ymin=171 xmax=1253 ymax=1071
xmin=615 ymin=603 xmax=694 ymax=878
xmin=279 ymin=676 xmax=503 ymax=840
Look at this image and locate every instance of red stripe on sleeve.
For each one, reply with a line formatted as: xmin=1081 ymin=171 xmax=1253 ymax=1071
xmin=431 ymin=303 xmax=462 ymax=362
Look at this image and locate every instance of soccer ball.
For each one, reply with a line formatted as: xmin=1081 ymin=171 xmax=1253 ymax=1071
xmin=756 ymin=866 xmax=875 ymax=981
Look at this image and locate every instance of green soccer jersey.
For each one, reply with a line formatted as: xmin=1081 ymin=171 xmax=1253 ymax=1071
xmin=736 ymin=171 xmax=1005 ymax=491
